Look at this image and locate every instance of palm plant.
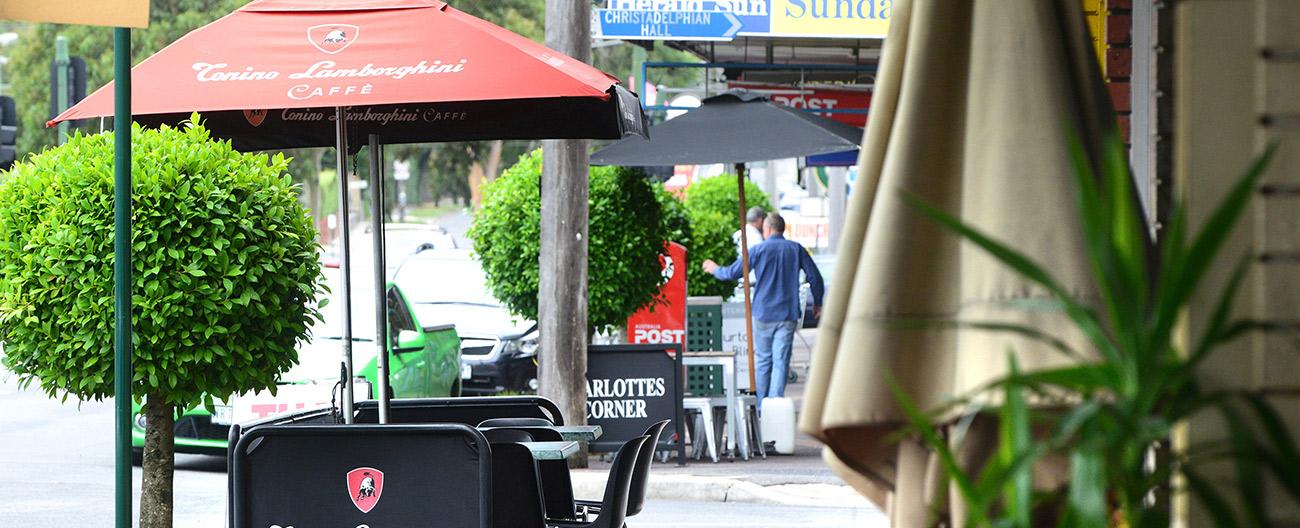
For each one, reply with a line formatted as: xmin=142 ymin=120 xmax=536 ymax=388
xmin=893 ymin=133 xmax=1299 ymax=526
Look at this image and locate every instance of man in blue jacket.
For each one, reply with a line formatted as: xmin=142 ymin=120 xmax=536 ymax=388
xmin=703 ymin=213 xmax=824 ymax=407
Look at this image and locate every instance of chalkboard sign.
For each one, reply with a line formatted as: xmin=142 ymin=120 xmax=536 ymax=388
xmin=230 ymin=424 xmax=492 ymax=528
xmin=586 ymin=343 xmax=685 ymax=465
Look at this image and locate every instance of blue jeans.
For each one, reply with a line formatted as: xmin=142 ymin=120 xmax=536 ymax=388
xmin=753 ymin=319 xmax=797 ymax=407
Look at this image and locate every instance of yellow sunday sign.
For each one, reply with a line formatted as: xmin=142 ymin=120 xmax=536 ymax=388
xmin=770 ymin=0 xmax=892 ymax=38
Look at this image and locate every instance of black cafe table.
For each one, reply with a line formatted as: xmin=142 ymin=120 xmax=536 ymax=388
xmin=544 ymin=425 xmax=603 ymax=442
xmin=490 ymin=424 xmax=601 ymax=459
xmin=521 ymin=440 xmax=580 ymax=460
xmin=481 ymin=424 xmax=603 ymax=442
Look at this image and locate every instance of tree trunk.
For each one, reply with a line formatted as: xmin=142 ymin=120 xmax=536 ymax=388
xmin=540 ymin=139 xmax=590 ymax=468
xmin=484 ymin=140 xmax=505 ymax=182
xmin=416 ymin=149 xmax=432 ymax=204
xmin=469 ymin=160 xmax=485 ymax=209
xmin=541 ymin=0 xmax=593 ymax=468
xmin=139 ymin=394 xmax=174 ymax=528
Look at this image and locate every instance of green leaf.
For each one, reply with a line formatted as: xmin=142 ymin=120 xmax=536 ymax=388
xmin=1243 ymin=394 xmax=1300 ymax=501
xmin=1218 ymin=404 xmax=1268 ymax=527
xmin=1064 ymin=450 xmax=1107 ymax=527
xmin=888 ymin=318 xmax=1087 ymax=362
xmin=999 ymin=355 xmax=1032 ymax=527
xmin=1151 ymin=144 xmax=1277 ymax=356
xmin=887 ymin=374 xmax=988 ymax=525
xmin=1189 ymin=253 xmax=1251 ymax=368
xmin=901 ymin=191 xmax=1120 ymax=368
xmin=1183 ymin=467 xmax=1242 ymax=528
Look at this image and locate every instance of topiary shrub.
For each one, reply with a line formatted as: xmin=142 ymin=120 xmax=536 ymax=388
xmin=654 ymin=184 xmax=692 ymax=249
xmin=469 ymin=149 xmax=668 ymax=330
xmin=0 ymin=117 xmax=323 ymax=527
xmin=683 ymin=173 xmax=772 ymax=222
xmin=682 ymin=175 xmax=772 ymax=299
xmin=684 ymin=208 xmax=741 ymax=299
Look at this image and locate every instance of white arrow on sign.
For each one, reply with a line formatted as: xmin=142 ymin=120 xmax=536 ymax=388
xmin=723 ymin=11 xmax=742 ymax=39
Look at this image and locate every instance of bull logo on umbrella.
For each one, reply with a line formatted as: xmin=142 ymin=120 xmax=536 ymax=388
xmin=242 ymin=109 xmax=268 ymax=127
xmin=308 ymin=24 xmax=359 ymax=55
xmin=346 ymin=466 xmax=384 ymax=513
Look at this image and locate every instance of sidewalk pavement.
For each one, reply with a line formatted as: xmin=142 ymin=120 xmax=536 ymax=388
xmin=427 ymin=208 xmax=873 ymax=510
xmin=581 ymin=328 xmax=876 ymax=509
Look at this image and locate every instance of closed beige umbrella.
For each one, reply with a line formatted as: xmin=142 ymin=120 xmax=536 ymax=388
xmin=799 ymin=0 xmax=1117 ymax=523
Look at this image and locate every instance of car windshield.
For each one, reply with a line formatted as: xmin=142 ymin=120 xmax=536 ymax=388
xmin=384 ymin=228 xmax=455 ymax=264
xmin=393 ymin=255 xmax=501 ymax=307
xmin=311 ymin=268 xmax=379 ymax=341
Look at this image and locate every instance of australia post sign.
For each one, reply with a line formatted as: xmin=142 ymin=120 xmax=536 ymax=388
xmin=627 ymin=242 xmax=688 ymax=346
xmin=729 ymin=82 xmax=871 ymax=127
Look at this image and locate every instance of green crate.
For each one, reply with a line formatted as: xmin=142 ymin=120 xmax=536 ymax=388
xmin=686 ymin=304 xmax=723 ymax=352
xmin=685 ymin=364 xmax=725 ymax=397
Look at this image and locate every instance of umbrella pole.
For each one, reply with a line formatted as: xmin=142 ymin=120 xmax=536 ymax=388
xmin=368 ymin=134 xmax=391 ymax=424
xmin=335 ymin=107 xmax=356 ymax=424
xmin=736 ymin=163 xmax=758 ymax=393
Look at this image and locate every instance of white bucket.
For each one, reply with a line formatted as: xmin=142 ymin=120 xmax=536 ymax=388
xmin=760 ymin=397 xmax=796 ymax=454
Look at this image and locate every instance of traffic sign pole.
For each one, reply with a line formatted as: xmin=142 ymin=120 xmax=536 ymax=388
xmin=55 ymin=35 xmax=69 ymax=144
xmin=632 ymin=44 xmax=646 ymax=98
xmin=113 ymin=26 xmax=133 ymax=528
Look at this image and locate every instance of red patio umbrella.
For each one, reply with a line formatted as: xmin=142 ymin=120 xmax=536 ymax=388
xmin=50 ymin=0 xmax=645 ymax=150
xmin=51 ymin=0 xmax=647 ymax=424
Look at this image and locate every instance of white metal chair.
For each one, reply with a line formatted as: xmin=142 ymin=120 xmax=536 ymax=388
xmin=681 ymin=397 xmax=718 ymax=463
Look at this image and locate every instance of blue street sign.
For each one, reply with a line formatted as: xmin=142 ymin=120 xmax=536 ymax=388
xmin=596 ymin=9 xmax=743 ymax=41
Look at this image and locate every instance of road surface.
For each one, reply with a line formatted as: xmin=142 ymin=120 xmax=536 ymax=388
xmin=0 ymin=371 xmax=885 ymax=527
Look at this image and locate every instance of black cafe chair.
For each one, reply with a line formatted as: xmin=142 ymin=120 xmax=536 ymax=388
xmin=483 ymin=427 xmax=534 ymax=443
xmin=547 ymin=435 xmax=648 ymax=528
xmin=480 ymin=424 xmax=578 ymax=520
xmin=574 ymin=420 xmax=670 ymax=520
xmin=626 ymin=420 xmax=671 ymax=516
xmin=484 ymin=429 xmax=549 ymax=528
xmin=230 ymin=424 xmax=492 ymax=528
xmin=356 ymin=396 xmax=565 ymax=426
xmin=479 ymin=417 xmax=556 ymax=428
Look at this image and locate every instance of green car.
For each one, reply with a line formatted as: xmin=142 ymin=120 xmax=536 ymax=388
xmin=131 ymin=282 xmax=462 ymax=458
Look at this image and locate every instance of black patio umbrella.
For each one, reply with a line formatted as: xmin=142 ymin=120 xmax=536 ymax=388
xmin=590 ymin=91 xmax=861 ymax=166
xmin=591 ymin=91 xmax=861 ymax=390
